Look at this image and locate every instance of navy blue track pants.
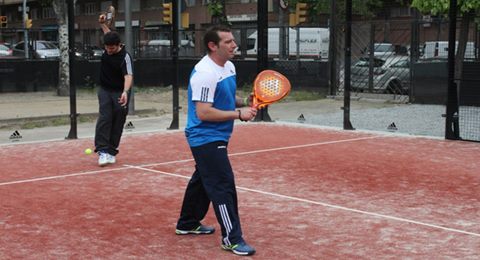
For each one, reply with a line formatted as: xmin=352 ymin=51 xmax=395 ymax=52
xmin=176 ymin=141 xmax=244 ymax=245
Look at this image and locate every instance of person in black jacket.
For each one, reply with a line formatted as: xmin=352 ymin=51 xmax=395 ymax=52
xmin=94 ymin=14 xmax=133 ymax=166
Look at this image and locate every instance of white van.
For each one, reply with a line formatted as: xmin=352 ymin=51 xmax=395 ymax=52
xmin=236 ymin=27 xmax=329 ymax=59
xmin=422 ymin=41 xmax=476 ymax=60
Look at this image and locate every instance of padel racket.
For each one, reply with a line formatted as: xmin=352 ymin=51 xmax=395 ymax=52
xmin=100 ymin=5 xmax=116 ymax=28
xmin=252 ymin=70 xmax=291 ymax=109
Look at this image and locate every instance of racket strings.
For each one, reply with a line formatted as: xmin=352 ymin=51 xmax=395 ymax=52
xmin=258 ymin=77 xmax=284 ymax=98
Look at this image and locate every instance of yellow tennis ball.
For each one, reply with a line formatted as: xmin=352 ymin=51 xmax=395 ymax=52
xmin=85 ymin=148 xmax=93 ymax=155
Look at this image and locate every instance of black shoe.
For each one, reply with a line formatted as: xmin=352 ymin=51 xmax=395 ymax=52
xmin=175 ymin=224 xmax=215 ymax=235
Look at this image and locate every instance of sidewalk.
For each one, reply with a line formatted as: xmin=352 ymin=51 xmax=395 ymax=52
xmin=0 ymin=90 xmax=188 ymax=145
xmin=0 ymin=90 xmax=176 ymax=121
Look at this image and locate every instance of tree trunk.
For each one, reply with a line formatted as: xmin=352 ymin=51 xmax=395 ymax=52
xmin=53 ymin=0 xmax=70 ymax=96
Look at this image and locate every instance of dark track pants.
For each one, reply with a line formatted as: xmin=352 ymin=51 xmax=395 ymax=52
xmin=177 ymin=141 xmax=244 ymax=245
xmin=94 ymin=87 xmax=128 ymax=155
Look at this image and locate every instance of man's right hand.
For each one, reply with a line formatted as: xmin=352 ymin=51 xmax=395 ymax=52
xmin=238 ymin=107 xmax=257 ymax=122
xmin=99 ymin=14 xmax=106 ymax=24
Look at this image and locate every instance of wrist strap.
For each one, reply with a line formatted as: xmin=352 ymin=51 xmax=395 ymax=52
xmin=237 ymin=110 xmax=242 ymax=121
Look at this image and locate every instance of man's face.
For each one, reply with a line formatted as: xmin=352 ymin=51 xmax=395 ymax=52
xmin=215 ymin=31 xmax=237 ymax=61
xmin=104 ymin=44 xmax=121 ymax=55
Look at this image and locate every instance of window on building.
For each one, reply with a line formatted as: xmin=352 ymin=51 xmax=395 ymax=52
xmin=100 ymin=1 xmax=113 ymax=12
xmin=390 ymin=7 xmax=412 ymax=17
xmin=118 ymin=0 xmax=141 ymax=12
xmin=30 ymin=8 xmax=39 ymax=20
xmin=226 ymin=0 xmax=256 ymax=3
xmin=185 ymin=0 xmax=196 ymax=7
xmin=42 ymin=7 xmax=56 ymax=19
xmin=75 ymin=4 xmax=81 ymax=16
xmin=203 ymin=0 xmax=256 ymax=5
xmin=142 ymin=0 xmax=162 ymax=10
xmin=85 ymin=2 xmax=98 ymax=15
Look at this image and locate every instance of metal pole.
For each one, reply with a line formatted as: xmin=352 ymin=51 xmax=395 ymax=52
xmin=445 ymin=0 xmax=460 ymax=139
xmin=328 ymin=0 xmax=337 ymax=96
xmin=66 ymin=0 xmax=77 ymax=139
xmin=278 ymin=6 xmax=286 ymax=60
xmin=168 ymin=0 xmax=180 ymax=130
xmin=343 ymin=0 xmax=354 ymax=130
xmin=22 ymin=0 xmax=28 ymax=59
xmin=124 ymin=0 xmax=135 ymax=114
xmin=253 ymin=0 xmax=272 ymax=122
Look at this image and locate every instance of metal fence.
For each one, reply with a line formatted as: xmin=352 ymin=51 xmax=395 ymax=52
xmin=1 ymin=15 xmax=480 ymax=141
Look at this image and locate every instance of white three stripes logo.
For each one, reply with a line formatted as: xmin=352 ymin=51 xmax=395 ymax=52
xmin=200 ymin=87 xmax=209 ymax=102
xmin=219 ymin=204 xmax=233 ymax=245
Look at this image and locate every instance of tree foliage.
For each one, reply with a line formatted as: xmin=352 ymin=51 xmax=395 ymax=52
xmin=207 ymin=0 xmax=230 ymax=25
xmin=412 ymin=0 xmax=480 ymax=15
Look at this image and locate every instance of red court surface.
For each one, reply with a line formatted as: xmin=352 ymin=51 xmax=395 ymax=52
xmin=0 ymin=123 xmax=479 ymax=259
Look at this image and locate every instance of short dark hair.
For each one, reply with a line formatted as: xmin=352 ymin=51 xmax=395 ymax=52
xmin=103 ymin=31 xmax=121 ymax=45
xmin=203 ymin=25 xmax=232 ymax=53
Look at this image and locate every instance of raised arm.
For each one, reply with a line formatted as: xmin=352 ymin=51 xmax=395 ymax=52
xmin=98 ymin=14 xmax=111 ymax=34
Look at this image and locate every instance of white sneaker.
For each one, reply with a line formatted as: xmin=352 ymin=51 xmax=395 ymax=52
xmin=107 ymin=154 xmax=116 ymax=164
xmin=98 ymin=152 xmax=109 ymax=166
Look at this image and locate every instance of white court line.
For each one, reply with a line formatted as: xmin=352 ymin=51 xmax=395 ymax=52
xmin=127 ymin=164 xmax=480 ymax=238
xmin=0 ymin=136 xmax=377 ymax=186
xmin=2 ymin=135 xmax=479 ymax=238
xmin=0 ymin=167 xmax=127 ymax=186
xmin=138 ymin=135 xmax=381 ymax=168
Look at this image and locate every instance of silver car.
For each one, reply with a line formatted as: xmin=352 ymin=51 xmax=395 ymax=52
xmin=0 ymin=43 xmax=13 ymax=56
xmin=13 ymin=40 xmax=60 ymax=59
xmin=351 ymin=56 xmax=410 ymax=94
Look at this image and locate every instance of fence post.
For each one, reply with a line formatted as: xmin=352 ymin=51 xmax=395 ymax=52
xmin=445 ymin=0 xmax=460 ymax=140
xmin=343 ymin=0 xmax=354 ymax=130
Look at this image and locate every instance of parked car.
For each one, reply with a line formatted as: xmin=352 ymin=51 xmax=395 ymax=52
xmin=0 ymin=43 xmax=13 ymax=56
xmin=139 ymin=39 xmax=194 ymax=58
xmin=351 ymin=56 xmax=410 ymax=94
xmin=13 ymin=40 xmax=60 ymax=59
xmin=85 ymin=45 xmax=104 ymax=59
xmin=363 ymin=43 xmax=396 ymax=59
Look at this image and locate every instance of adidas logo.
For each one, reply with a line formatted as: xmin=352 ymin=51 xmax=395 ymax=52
xmin=125 ymin=121 xmax=135 ymax=130
xmin=387 ymin=122 xmax=398 ymax=131
xmin=9 ymin=130 xmax=22 ymax=141
xmin=297 ymin=114 xmax=306 ymax=123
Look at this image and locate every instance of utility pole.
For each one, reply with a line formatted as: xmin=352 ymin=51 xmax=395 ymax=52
xmin=125 ymin=0 xmax=135 ymax=114
xmin=22 ymin=0 xmax=28 ymax=58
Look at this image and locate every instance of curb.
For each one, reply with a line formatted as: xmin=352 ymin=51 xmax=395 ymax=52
xmin=0 ymin=108 xmax=159 ymax=129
